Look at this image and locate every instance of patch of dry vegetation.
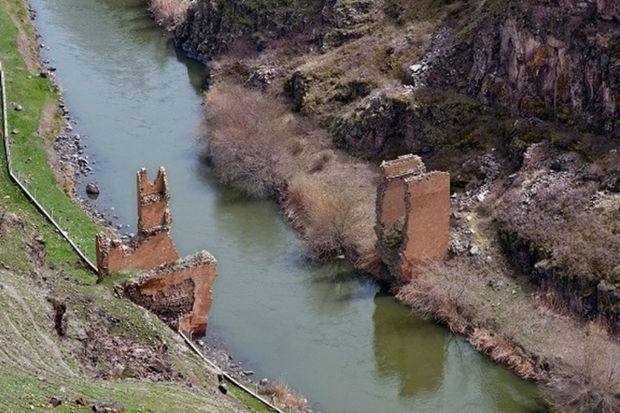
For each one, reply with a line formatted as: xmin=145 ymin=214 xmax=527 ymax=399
xmin=205 ymin=85 xmax=294 ymax=197
xmin=258 ymin=380 xmax=310 ymax=413
xmin=286 ymin=175 xmax=365 ymax=259
xmin=396 ymin=256 xmax=620 ymax=413
xmin=543 ymin=347 xmax=619 ymax=413
xmin=203 ymin=82 xmax=378 ymax=266
xmin=148 ymin=0 xmax=190 ymax=30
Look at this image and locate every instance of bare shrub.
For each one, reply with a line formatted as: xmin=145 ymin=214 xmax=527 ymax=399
xmin=204 ymin=85 xmax=301 ymax=197
xmin=287 ymin=175 xmax=363 ymax=258
xmin=306 ymin=150 xmax=333 ymax=173
xmin=396 ymin=261 xmax=472 ymax=334
xmin=147 ymin=0 xmax=190 ymax=30
xmin=258 ymin=380 xmax=310 ymax=412
xmin=543 ymin=345 xmax=619 ymax=413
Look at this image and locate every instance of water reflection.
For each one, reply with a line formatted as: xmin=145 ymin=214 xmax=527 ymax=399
xmin=304 ymin=265 xmax=376 ymax=316
xmin=372 ymin=292 xmax=445 ymax=398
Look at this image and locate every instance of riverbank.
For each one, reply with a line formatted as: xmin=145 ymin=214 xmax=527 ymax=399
xmin=0 ymin=0 xmax=277 ymax=410
xmin=201 ymin=65 xmax=620 ymax=413
xmin=170 ymin=1 xmax=619 ymax=411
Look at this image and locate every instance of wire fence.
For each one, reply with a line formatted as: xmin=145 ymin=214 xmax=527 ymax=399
xmin=0 ymin=61 xmax=98 ymax=272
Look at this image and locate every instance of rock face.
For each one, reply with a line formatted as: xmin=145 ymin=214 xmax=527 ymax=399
xmin=176 ymin=0 xmax=618 ymax=141
xmin=174 ymin=0 xmax=323 ymax=63
xmin=437 ymin=0 xmax=620 ymax=134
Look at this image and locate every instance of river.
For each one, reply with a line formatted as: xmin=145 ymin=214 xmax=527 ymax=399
xmin=30 ymin=0 xmax=545 ymax=412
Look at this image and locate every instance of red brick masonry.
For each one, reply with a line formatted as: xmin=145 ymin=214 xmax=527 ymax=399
xmin=376 ymin=154 xmax=450 ymax=278
xmin=96 ymin=167 xmax=217 ymax=337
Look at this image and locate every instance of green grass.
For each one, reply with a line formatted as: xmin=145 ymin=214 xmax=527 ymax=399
xmin=229 ymin=385 xmax=275 ymax=413
xmin=0 ymin=0 xmax=100 ymax=277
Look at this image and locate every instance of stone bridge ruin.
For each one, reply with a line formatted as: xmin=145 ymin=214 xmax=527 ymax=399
xmin=95 ymin=167 xmax=217 ymax=338
xmin=375 ymin=154 xmax=450 ymax=279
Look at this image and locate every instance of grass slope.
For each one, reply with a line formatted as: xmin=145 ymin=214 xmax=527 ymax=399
xmin=0 ymin=0 xmax=99 ymax=274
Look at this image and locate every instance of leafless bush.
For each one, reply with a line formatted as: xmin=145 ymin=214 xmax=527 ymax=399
xmin=287 ymin=175 xmax=363 ymax=258
xmin=543 ymin=345 xmax=619 ymax=413
xmin=306 ymin=150 xmax=333 ymax=173
xmin=258 ymin=380 xmax=311 ymax=412
xmin=204 ymin=85 xmax=301 ymax=197
xmin=396 ymin=261 xmax=472 ymax=334
xmin=147 ymin=0 xmax=190 ymax=30
xmin=497 ymin=174 xmax=620 ymax=284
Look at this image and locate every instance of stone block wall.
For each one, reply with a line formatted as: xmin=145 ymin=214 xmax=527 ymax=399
xmin=96 ymin=167 xmax=178 ymax=278
xmin=124 ymin=251 xmax=218 ymax=338
xmin=376 ymin=155 xmax=450 ymax=279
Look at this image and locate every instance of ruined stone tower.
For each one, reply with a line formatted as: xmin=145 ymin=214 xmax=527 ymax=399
xmin=137 ymin=167 xmax=172 ymax=235
xmin=375 ymin=154 xmax=450 ymax=278
xmin=95 ymin=167 xmax=218 ymax=338
xmin=96 ymin=167 xmax=178 ymax=278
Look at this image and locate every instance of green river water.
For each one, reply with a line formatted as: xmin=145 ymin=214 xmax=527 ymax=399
xmin=30 ymin=0 xmax=546 ymax=412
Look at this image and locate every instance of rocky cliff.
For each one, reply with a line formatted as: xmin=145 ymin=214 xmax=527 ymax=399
xmin=177 ymin=0 xmax=619 ymax=146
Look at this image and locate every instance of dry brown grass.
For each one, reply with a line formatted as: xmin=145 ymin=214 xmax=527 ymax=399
xmin=204 ymin=85 xmax=301 ymax=197
xmin=397 ymin=257 xmax=620 ymax=412
xmin=258 ymin=380 xmax=311 ymax=413
xmin=147 ymin=0 xmax=190 ymax=30
xmin=203 ymin=81 xmax=379 ymax=265
xmin=286 ymin=175 xmax=365 ymax=259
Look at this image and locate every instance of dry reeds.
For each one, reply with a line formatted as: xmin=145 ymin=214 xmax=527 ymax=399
xmin=258 ymin=380 xmax=311 ymax=412
xmin=147 ymin=0 xmax=190 ymax=30
xmin=286 ymin=175 xmax=363 ymax=258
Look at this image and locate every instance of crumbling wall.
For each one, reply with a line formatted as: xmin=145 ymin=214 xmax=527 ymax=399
xmin=124 ymin=251 xmax=218 ymax=338
xmin=376 ymin=154 xmax=450 ymax=278
xmin=96 ymin=167 xmax=179 ymax=278
xmin=95 ymin=166 xmax=219 ymax=337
